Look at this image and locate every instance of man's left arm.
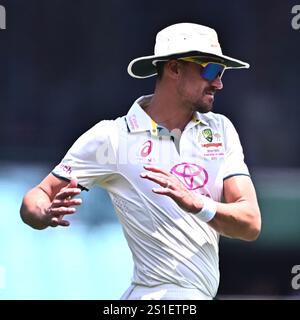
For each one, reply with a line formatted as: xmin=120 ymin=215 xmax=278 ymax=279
xmin=207 ymin=175 xmax=261 ymax=241
xmin=206 ymin=116 xmax=261 ymax=241
xmin=140 ymin=166 xmax=261 ymax=242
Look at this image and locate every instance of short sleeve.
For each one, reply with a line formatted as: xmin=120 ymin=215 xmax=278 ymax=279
xmin=222 ymin=116 xmax=249 ymax=180
xmin=52 ymin=120 xmax=118 ymax=190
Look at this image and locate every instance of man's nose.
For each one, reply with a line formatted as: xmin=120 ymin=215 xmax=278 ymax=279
xmin=211 ymin=76 xmax=223 ymax=90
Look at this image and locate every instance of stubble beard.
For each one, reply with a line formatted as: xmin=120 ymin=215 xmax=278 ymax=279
xmin=195 ymin=88 xmax=217 ymax=113
xmin=193 ymin=99 xmax=214 ymax=113
xmin=195 ymin=105 xmax=212 ymax=113
xmin=178 ymin=83 xmax=216 ymax=114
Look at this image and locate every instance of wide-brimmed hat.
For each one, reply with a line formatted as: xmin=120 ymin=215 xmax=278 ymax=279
xmin=128 ymin=23 xmax=250 ymax=79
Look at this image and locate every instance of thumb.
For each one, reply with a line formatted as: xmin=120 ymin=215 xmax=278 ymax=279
xmin=67 ymin=178 xmax=78 ymax=188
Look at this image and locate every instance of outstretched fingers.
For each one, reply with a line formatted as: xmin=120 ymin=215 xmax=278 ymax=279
xmin=47 ymin=178 xmax=83 ymax=227
xmin=143 ymin=165 xmax=172 ymax=177
xmin=51 ymin=197 xmax=82 ymax=210
xmin=55 ymin=187 xmax=82 ymax=200
xmin=140 ymin=165 xmax=198 ymax=212
xmin=140 ymin=171 xmax=175 ymax=190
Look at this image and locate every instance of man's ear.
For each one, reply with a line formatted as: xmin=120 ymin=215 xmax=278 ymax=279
xmin=164 ymin=60 xmax=181 ymax=79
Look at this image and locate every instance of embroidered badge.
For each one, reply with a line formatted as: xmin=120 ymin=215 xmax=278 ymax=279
xmin=202 ymin=128 xmax=213 ymax=142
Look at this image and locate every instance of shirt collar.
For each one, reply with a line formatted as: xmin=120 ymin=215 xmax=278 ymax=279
xmin=125 ymin=95 xmax=209 ymax=136
xmin=192 ymin=111 xmax=209 ymax=127
xmin=125 ymin=95 xmax=159 ymax=136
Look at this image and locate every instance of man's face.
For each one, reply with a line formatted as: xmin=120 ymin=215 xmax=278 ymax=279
xmin=177 ymin=61 xmax=224 ymax=113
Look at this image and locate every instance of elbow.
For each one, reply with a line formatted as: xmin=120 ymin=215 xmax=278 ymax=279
xmin=20 ymin=197 xmax=47 ymax=230
xmin=245 ymin=212 xmax=262 ymax=241
xmin=20 ymin=201 xmax=33 ymax=228
xmin=245 ymin=225 xmax=261 ymax=241
xmin=20 ymin=201 xmax=28 ymax=224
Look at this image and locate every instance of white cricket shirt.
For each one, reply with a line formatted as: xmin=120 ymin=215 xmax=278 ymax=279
xmin=52 ymin=95 xmax=249 ymax=298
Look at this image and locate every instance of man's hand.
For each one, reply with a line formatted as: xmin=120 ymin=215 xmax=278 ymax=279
xmin=45 ymin=179 xmax=82 ymax=227
xmin=140 ymin=165 xmax=202 ymax=213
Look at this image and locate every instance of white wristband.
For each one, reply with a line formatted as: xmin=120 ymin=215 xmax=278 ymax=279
xmin=195 ymin=196 xmax=217 ymax=222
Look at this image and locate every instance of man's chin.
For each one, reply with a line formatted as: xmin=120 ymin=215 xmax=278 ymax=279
xmin=194 ymin=103 xmax=213 ymax=113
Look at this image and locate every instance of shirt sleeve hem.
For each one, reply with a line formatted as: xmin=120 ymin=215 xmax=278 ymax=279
xmin=223 ymin=173 xmax=250 ymax=181
xmin=51 ymin=172 xmax=89 ymax=191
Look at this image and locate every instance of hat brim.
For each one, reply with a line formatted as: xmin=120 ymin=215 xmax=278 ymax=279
xmin=127 ymin=50 xmax=250 ymax=79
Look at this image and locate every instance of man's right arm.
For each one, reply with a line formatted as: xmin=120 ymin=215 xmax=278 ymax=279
xmin=20 ymin=119 xmax=118 ymax=230
xmin=20 ymin=174 xmax=82 ymax=230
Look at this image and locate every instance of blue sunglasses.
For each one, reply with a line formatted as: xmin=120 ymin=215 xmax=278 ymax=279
xmin=180 ymin=57 xmax=226 ymax=81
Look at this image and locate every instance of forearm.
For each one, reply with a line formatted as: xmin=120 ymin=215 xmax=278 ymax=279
xmin=206 ymin=200 xmax=261 ymax=241
xmin=20 ymin=187 xmax=51 ymax=230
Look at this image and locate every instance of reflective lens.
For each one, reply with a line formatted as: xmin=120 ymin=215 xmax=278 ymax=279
xmin=180 ymin=57 xmax=226 ymax=81
xmin=201 ymin=63 xmax=225 ymax=81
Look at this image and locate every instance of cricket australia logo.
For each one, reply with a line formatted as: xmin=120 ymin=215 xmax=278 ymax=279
xmin=202 ymin=128 xmax=213 ymax=142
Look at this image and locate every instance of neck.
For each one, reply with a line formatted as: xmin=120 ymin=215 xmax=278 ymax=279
xmin=145 ymin=84 xmax=193 ymax=132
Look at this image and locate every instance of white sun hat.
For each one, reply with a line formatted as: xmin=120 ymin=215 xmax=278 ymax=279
xmin=127 ymin=23 xmax=250 ymax=79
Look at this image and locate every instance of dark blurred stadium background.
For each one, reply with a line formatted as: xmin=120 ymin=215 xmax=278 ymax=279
xmin=1 ymin=0 xmax=300 ymax=299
